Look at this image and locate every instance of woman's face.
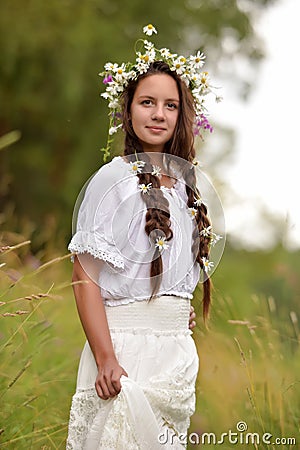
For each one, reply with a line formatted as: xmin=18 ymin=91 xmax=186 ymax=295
xmin=130 ymin=74 xmax=179 ymax=153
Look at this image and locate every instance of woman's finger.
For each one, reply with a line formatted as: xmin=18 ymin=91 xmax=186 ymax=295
xmin=110 ymin=367 xmax=128 ymax=394
xmin=95 ymin=380 xmax=109 ymax=400
xmin=189 ymin=320 xmax=196 ymax=329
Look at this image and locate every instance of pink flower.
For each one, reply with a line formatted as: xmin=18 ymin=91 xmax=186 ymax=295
xmin=103 ymin=74 xmax=113 ymax=84
xmin=194 ymin=114 xmax=213 ymax=136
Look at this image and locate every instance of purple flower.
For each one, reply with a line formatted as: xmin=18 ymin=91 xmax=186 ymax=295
xmin=112 ymin=112 xmax=122 ymax=119
xmin=194 ymin=114 xmax=213 ymax=136
xmin=103 ymin=74 xmax=113 ymax=84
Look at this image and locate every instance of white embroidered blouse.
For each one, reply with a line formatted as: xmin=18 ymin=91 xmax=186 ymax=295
xmin=68 ymin=155 xmax=201 ymax=306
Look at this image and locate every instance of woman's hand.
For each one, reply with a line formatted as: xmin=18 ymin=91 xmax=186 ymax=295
xmin=95 ymin=355 xmax=128 ymax=400
xmin=189 ymin=305 xmax=196 ymax=329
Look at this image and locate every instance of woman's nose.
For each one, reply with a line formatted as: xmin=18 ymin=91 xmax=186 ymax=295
xmin=151 ymin=104 xmax=165 ymax=120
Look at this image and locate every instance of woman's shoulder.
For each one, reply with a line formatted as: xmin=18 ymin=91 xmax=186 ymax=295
xmin=92 ymin=156 xmax=127 ymax=181
xmin=78 ymin=155 xmax=137 ymax=207
xmin=86 ymin=156 xmax=130 ymax=191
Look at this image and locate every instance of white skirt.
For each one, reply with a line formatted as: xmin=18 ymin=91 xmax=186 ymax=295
xmin=66 ymin=295 xmax=199 ymax=450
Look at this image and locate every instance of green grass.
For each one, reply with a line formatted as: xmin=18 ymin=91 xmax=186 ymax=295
xmin=190 ymin=294 xmax=299 ymax=449
xmin=0 ymin=241 xmax=84 ymax=449
xmin=0 ymin=240 xmax=299 ymax=449
xmin=189 ymin=245 xmax=300 ymax=449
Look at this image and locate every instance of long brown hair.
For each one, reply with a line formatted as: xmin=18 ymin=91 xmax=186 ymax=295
xmin=121 ymin=61 xmax=212 ymax=322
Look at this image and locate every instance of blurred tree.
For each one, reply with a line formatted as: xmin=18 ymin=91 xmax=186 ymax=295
xmin=0 ymin=0 xmax=278 ymax=248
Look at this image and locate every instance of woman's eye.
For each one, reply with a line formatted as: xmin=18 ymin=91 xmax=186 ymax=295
xmin=167 ymin=103 xmax=177 ymax=110
xmin=142 ymin=99 xmax=152 ymax=106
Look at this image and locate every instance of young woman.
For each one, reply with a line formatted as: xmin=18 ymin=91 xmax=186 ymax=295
xmin=66 ymin=25 xmax=223 ymax=450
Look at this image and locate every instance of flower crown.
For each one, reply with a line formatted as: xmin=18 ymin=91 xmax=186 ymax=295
xmin=99 ymin=24 xmax=221 ymax=162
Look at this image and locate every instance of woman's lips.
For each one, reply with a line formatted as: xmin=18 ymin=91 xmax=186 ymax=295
xmin=146 ymin=126 xmax=166 ymax=132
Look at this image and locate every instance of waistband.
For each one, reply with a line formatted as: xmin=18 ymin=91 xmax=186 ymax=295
xmin=105 ymin=295 xmax=191 ymax=334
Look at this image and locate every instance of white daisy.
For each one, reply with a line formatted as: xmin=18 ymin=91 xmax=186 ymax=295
xmin=106 ymin=83 xmax=121 ymax=96
xmin=127 ymin=69 xmax=138 ymax=80
xmin=194 ymin=196 xmax=203 ymax=207
xmin=192 ymin=86 xmax=202 ymax=98
xmin=181 ymin=72 xmax=191 ymax=87
xmin=143 ymin=24 xmax=157 ymax=36
xmin=155 ymin=236 xmax=169 ymax=252
xmin=136 ymin=48 xmax=156 ymax=65
xmin=129 ymin=161 xmax=145 ymax=175
xmin=138 ymin=183 xmax=152 ymax=194
xmin=151 ymin=165 xmax=162 ymax=177
xmin=101 ymin=92 xmax=110 ymax=100
xmin=199 ymin=71 xmax=210 ymax=89
xmin=108 ymin=126 xmax=119 ymax=135
xmin=111 ymin=63 xmax=125 ymax=73
xmin=210 ymin=234 xmax=223 ymax=246
xmin=136 ymin=159 xmax=146 ymax=167
xmin=160 ymin=48 xmax=171 ymax=58
xmin=114 ymin=65 xmax=129 ymax=82
xmin=188 ymin=207 xmax=198 ymax=218
xmin=201 ymin=257 xmax=214 ymax=273
xmin=172 ymin=56 xmax=187 ymax=75
xmin=104 ymin=62 xmax=118 ymax=72
xmin=192 ymin=73 xmax=201 ymax=83
xmin=108 ymin=99 xmax=120 ymax=109
xmin=200 ymin=226 xmax=212 ymax=237
xmin=144 ymin=40 xmax=155 ymax=51
xmin=135 ymin=61 xmax=150 ymax=74
xmin=189 ymin=51 xmax=206 ymax=69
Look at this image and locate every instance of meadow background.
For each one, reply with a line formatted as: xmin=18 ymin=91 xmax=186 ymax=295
xmin=0 ymin=0 xmax=299 ymax=448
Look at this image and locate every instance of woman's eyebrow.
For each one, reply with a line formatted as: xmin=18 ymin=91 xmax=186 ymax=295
xmin=137 ymin=95 xmax=155 ymax=100
xmin=165 ymin=98 xmax=180 ymax=103
xmin=137 ymin=95 xmax=179 ymax=102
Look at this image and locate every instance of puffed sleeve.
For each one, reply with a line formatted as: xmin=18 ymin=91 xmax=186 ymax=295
xmin=68 ymin=162 xmax=125 ymax=270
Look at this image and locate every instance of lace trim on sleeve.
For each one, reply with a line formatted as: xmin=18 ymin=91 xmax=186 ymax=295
xmin=68 ymin=242 xmax=124 ymax=269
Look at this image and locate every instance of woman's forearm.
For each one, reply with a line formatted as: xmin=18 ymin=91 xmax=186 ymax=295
xmin=72 ymin=255 xmax=128 ymax=399
xmin=72 ymin=255 xmax=116 ymax=367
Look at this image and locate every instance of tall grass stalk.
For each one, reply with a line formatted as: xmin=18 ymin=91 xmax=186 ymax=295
xmin=1 ymin=238 xmax=299 ymax=448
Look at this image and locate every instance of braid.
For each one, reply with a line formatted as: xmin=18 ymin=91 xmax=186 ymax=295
xmin=121 ymin=61 xmax=213 ymax=321
xmin=124 ymin=151 xmax=173 ymax=301
xmin=182 ymin=163 xmax=212 ymax=323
